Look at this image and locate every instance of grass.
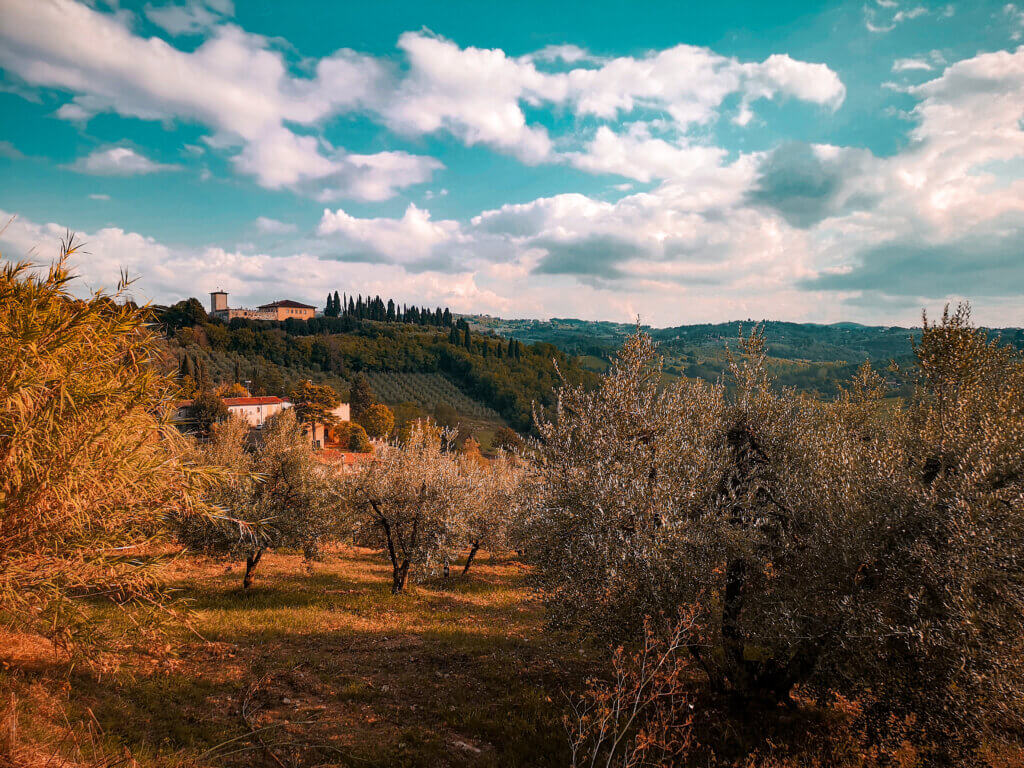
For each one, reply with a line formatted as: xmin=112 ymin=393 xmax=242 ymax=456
xmin=1 ymin=548 xmax=598 ymax=768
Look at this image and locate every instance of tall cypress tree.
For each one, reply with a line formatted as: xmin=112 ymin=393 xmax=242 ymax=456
xmin=333 ymin=290 xmax=341 ymax=317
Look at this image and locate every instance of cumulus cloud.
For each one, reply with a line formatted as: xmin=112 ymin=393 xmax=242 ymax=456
xmin=568 ymin=125 xmax=728 ymax=183
xmin=747 ymin=143 xmax=886 ymax=228
xmin=0 ymin=208 xmax=512 ymax=317
xmin=0 ymin=2 xmax=844 ymax=187
xmin=805 ymin=216 xmax=1024 ymax=298
xmin=0 ymin=0 xmax=435 ymax=199
xmin=67 ymin=147 xmax=181 ymax=175
xmin=317 ymin=203 xmax=463 ymax=265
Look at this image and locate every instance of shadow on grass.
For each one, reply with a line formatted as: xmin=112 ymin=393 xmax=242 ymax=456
xmin=61 ymin=620 xmax=585 ymax=768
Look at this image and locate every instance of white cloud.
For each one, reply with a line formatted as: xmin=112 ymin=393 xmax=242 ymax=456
xmin=866 ymin=2 xmax=929 ymax=32
xmin=0 ymin=208 xmax=512 ymax=317
xmin=379 ymin=32 xmax=842 ymax=163
xmin=89 ymin=193 xmax=111 ymax=201
xmin=568 ymin=125 xmax=729 ymax=183
xmin=254 ymin=216 xmax=296 ymax=234
xmin=0 ymin=0 xmax=436 ymax=199
xmin=893 ymin=58 xmax=933 ymax=72
xmin=0 ymin=3 xmax=843 ymax=187
xmin=317 ymin=203 xmax=463 ymax=264
xmin=67 ymin=147 xmax=181 ymax=175
xmin=383 ymin=32 xmax=557 ymax=163
xmin=1005 ymin=4 xmax=1024 ymax=40
xmin=144 ymin=0 xmax=233 ymax=36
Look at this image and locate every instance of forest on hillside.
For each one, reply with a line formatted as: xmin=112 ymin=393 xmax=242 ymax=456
xmin=471 ymin=314 xmax=1024 ymax=397
xmin=158 ymin=298 xmax=596 ymax=431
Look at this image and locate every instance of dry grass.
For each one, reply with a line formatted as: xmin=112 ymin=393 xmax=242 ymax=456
xmin=0 ymin=548 xmax=598 ymax=767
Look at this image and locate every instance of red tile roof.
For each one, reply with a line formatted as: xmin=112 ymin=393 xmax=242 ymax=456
xmin=175 ymin=396 xmax=288 ymax=408
xmin=221 ymin=396 xmax=287 ymax=406
xmin=257 ymin=299 xmax=317 ymax=310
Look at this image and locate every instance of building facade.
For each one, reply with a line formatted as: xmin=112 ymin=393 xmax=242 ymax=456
xmin=209 ymin=292 xmax=316 ymax=322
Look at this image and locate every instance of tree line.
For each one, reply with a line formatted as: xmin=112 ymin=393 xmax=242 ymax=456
xmin=323 ymin=289 xmax=454 ymax=327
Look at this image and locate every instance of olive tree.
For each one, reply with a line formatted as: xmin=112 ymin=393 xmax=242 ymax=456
xmin=342 ymin=421 xmax=468 ymax=593
xmin=457 ymin=452 xmax=523 ymax=575
xmin=178 ymin=409 xmax=340 ymax=588
xmin=527 ymin=316 xmax=1024 ymax=764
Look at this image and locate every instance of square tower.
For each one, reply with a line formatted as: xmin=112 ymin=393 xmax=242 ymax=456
xmin=210 ymin=291 xmax=228 ymax=313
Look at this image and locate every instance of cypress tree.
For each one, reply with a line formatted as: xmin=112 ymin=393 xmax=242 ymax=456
xmin=333 ymin=290 xmax=341 ymax=317
xmin=442 ymin=308 xmax=452 ymax=326
xmin=449 ymin=327 xmax=459 ymax=344
xmin=463 ymin=326 xmax=472 ymax=351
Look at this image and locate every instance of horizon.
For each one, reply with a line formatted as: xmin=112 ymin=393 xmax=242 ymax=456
xmin=2 ymin=0 xmax=1023 ymax=327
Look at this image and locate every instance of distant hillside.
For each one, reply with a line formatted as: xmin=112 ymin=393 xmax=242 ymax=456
xmin=157 ymin=299 xmax=595 ymax=432
xmin=466 ymin=314 xmax=1024 ymax=398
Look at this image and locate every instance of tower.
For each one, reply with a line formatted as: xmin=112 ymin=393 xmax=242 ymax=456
xmin=210 ymin=290 xmax=228 ymax=314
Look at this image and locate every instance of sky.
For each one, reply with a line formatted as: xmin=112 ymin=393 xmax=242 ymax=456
xmin=0 ymin=0 xmax=1023 ymax=327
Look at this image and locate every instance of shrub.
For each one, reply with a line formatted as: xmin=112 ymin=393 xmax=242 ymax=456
xmin=348 ymin=422 xmax=372 ymax=453
xmin=359 ymin=403 xmax=395 ymax=438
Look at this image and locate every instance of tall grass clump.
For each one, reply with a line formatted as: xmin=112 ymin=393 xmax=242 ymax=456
xmin=0 ymin=235 xmax=220 ymax=648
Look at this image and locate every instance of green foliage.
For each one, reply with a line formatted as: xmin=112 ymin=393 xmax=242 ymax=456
xmin=159 ymin=305 xmax=596 ymax=431
xmin=432 ymin=402 xmax=460 ymax=429
xmin=160 ymin=297 xmax=208 ymax=330
xmin=289 ymin=379 xmax=340 ymax=431
xmin=348 ymin=373 xmax=375 ymax=418
xmin=186 ymin=390 xmax=228 ymax=436
xmin=347 ymin=422 xmax=372 ymax=453
xmin=359 ymin=403 xmax=395 ymax=438
xmin=365 ymin=371 xmax=501 ymax=421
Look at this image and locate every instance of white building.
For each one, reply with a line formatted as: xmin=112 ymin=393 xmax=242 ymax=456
xmin=220 ymin=396 xmax=293 ymax=427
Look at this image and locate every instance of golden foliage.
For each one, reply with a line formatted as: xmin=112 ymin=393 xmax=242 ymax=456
xmin=0 ymin=236 xmax=216 ymax=646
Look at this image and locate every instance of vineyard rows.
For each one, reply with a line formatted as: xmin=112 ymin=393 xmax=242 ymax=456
xmin=365 ymin=372 xmax=502 ymax=421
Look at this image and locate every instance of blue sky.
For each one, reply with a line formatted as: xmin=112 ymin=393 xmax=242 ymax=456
xmin=1 ymin=0 xmax=1023 ymax=326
